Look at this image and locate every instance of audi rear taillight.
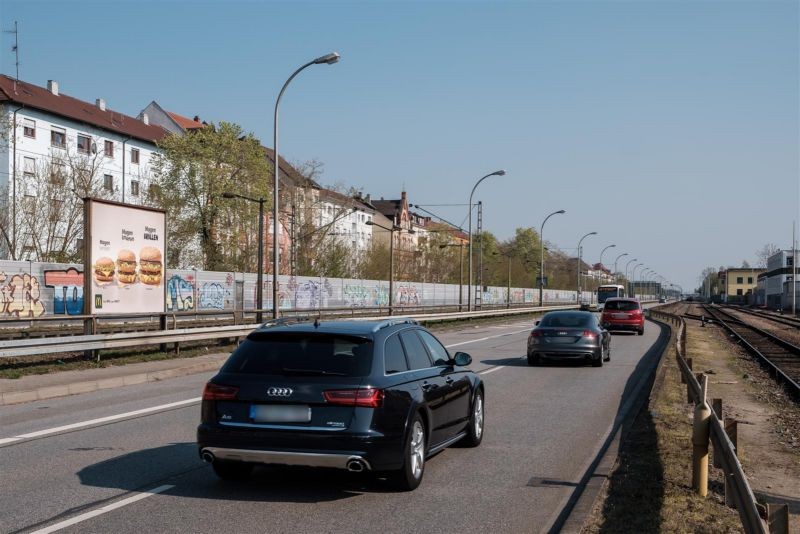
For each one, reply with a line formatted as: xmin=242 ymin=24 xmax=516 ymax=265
xmin=323 ymin=388 xmax=384 ymax=408
xmin=202 ymin=382 xmax=239 ymax=401
xmin=530 ymin=331 xmax=543 ymax=337
xmin=582 ymin=330 xmax=598 ymax=339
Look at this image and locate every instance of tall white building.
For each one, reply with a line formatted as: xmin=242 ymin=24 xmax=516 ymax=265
xmin=0 ymin=75 xmax=166 ymax=260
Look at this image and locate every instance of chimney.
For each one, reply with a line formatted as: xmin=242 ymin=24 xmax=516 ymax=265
xmin=142 ymin=113 xmax=149 ymax=125
xmin=47 ymin=80 xmax=59 ymax=96
xmin=96 ymin=98 xmax=106 ymax=111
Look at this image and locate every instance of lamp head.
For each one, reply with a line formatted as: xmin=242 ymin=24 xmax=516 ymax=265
xmin=493 ymin=169 xmax=507 ymax=177
xmin=365 ymin=220 xmax=374 ymax=226
xmin=556 ymin=209 xmax=566 ymax=214
xmin=589 ymin=232 xmax=597 ymax=236
xmin=314 ymin=52 xmax=340 ymax=65
xmin=222 ymin=192 xmax=235 ymax=199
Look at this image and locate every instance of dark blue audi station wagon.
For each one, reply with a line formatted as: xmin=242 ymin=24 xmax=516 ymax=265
xmin=197 ymin=318 xmax=484 ymax=491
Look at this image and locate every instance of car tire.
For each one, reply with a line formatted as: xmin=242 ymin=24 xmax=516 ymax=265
xmin=592 ymin=352 xmax=603 ymax=367
xmin=463 ymin=389 xmax=484 ymax=447
xmin=389 ymin=413 xmax=426 ymax=491
xmin=527 ymin=353 xmax=540 ymax=366
xmin=603 ymin=345 xmax=611 ymax=362
xmin=637 ymin=328 xmax=644 ymax=336
xmin=211 ymin=460 xmax=253 ymax=481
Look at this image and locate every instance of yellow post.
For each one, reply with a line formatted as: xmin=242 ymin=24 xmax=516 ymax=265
xmin=692 ymin=374 xmax=711 ymax=496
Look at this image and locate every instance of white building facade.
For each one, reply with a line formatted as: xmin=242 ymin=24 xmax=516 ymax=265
xmin=0 ymin=76 xmax=165 ymax=260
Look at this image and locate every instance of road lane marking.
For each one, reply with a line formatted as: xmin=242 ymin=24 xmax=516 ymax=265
xmin=30 ymin=484 xmax=175 ymax=534
xmin=1 ymin=397 xmax=200 ymax=444
xmin=444 ymin=328 xmax=530 ymax=348
xmin=3 ymin=324 xmax=531 ymax=444
xmin=478 ymin=365 xmax=507 ymax=375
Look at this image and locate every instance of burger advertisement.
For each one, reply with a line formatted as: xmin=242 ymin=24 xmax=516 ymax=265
xmin=86 ymin=199 xmax=166 ymax=314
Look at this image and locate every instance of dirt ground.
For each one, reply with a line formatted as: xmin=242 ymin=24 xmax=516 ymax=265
xmin=583 ymin=306 xmax=800 ymax=533
xmin=684 ymin=306 xmax=800 ymax=531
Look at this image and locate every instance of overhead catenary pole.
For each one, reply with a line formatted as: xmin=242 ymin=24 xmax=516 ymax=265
xmin=467 ymin=170 xmax=506 ymax=311
xmin=272 ymin=52 xmax=340 ymax=319
xmin=539 ymin=209 xmax=566 ymax=306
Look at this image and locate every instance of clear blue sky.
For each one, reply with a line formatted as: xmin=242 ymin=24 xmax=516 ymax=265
xmin=2 ymin=0 xmax=798 ymax=292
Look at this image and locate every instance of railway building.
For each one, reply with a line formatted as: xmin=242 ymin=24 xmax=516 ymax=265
xmin=718 ymin=267 xmax=764 ymax=304
xmin=762 ymin=249 xmax=798 ymax=310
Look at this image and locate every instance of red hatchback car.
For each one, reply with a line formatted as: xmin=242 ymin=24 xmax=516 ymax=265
xmin=600 ymin=298 xmax=645 ymax=335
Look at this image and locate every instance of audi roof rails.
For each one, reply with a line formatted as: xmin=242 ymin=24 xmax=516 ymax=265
xmin=260 ymin=316 xmax=311 ymax=328
xmin=371 ymin=318 xmax=419 ymax=332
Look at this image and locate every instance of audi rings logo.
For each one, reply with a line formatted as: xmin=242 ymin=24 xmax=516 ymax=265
xmin=267 ymin=387 xmax=293 ymax=397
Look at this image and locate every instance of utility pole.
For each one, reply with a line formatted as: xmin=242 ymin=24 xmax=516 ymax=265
xmin=5 ymin=21 xmax=19 ymax=84
xmin=793 ymin=221 xmax=797 ymax=315
xmin=477 ymin=201 xmax=483 ymax=309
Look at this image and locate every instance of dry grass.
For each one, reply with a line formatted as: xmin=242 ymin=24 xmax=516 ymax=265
xmin=583 ymin=324 xmax=742 ymax=533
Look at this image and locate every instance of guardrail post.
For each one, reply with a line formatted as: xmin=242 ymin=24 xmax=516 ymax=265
xmin=767 ymin=503 xmax=789 ymax=534
xmin=159 ymin=313 xmax=168 ymax=353
xmin=723 ymin=418 xmax=739 ymax=508
xmin=692 ymin=374 xmax=710 ymax=496
xmin=712 ymin=398 xmax=723 ymax=469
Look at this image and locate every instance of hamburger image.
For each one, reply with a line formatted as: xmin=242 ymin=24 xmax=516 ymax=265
xmin=116 ymin=249 xmax=137 ymax=285
xmin=139 ymin=246 xmax=163 ymax=286
xmin=93 ymin=257 xmax=115 ymax=285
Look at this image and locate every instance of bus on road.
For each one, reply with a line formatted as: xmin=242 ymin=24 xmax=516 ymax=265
xmin=597 ymin=284 xmax=626 ymax=311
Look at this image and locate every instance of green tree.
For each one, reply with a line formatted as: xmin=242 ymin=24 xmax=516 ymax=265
xmin=149 ymin=122 xmax=271 ymax=270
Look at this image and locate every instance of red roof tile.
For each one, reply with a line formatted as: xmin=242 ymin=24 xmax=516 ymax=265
xmin=0 ymin=75 xmax=167 ymax=144
xmin=166 ymin=111 xmax=204 ymax=130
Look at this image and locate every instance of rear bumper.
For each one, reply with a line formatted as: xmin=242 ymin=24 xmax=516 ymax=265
xmin=197 ymin=423 xmax=404 ymax=471
xmin=200 ymin=447 xmax=372 ymax=470
xmin=602 ymin=321 xmax=643 ymax=332
xmin=530 ymin=348 xmax=601 ymax=361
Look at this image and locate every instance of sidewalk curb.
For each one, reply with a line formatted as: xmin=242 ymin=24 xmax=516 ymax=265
xmin=0 ymin=359 xmax=222 ymax=406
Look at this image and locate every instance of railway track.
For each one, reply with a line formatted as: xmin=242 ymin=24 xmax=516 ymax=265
xmin=703 ymin=305 xmax=800 ymax=399
xmin=719 ymin=304 xmax=800 ymax=329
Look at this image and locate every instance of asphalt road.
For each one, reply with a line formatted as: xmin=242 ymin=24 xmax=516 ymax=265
xmin=0 ymin=317 xmax=665 ymax=534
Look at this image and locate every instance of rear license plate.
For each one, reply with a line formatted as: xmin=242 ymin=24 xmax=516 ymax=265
xmin=612 ymin=313 xmax=627 ymax=319
xmin=547 ymin=337 xmax=576 ymax=343
xmin=250 ymin=404 xmax=311 ymax=423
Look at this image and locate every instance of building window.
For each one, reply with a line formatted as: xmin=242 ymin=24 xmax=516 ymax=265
xmin=104 ymin=140 xmax=114 ymax=157
xmin=103 ymin=174 xmax=113 ymax=191
xmin=747 ymin=277 xmax=753 ymax=284
xmin=131 ymin=148 xmax=140 ymax=164
xmin=788 ymin=257 xmax=794 ymax=267
xmin=23 ymin=157 xmax=35 ymax=179
xmin=23 ymin=118 xmax=36 ymax=138
xmin=131 ymin=180 xmax=140 ymax=196
xmin=77 ymin=134 xmax=91 ymax=154
xmin=736 ymin=277 xmax=743 ymax=284
xmin=736 ymin=289 xmax=743 ymax=296
xmin=50 ymin=162 xmax=67 ymax=186
xmin=51 ymin=126 xmax=66 ymax=148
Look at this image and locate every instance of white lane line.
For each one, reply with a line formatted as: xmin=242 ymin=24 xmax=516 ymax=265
xmin=30 ymin=484 xmax=175 ymax=534
xmin=1 ymin=397 xmax=200 ymax=444
xmin=478 ymin=365 xmax=507 ymax=375
xmin=444 ymin=328 xmax=530 ymax=348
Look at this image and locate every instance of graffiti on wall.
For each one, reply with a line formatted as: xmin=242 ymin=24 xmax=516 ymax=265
xmin=44 ymin=268 xmax=84 ymax=315
xmin=0 ymin=272 xmax=47 ymax=318
xmin=343 ymin=284 xmax=390 ymax=307
xmin=396 ymin=284 xmax=420 ymax=306
xmin=166 ymin=274 xmax=195 ymax=312
xmin=198 ymin=282 xmax=230 ymax=310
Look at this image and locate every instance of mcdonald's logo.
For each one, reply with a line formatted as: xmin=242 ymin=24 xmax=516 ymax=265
xmin=95 ymin=295 xmax=103 ymax=309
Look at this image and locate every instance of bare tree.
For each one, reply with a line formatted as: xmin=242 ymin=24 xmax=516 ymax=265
xmin=755 ymin=243 xmax=780 ymax=268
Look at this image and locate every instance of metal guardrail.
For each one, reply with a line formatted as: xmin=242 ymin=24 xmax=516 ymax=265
xmin=0 ymin=304 xmax=577 ymax=360
xmin=648 ymin=309 xmax=777 ymax=534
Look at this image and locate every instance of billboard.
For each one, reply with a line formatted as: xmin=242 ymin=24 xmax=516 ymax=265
xmin=84 ymin=198 xmax=166 ymax=314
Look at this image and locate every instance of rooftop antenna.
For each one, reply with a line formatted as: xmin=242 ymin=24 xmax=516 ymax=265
xmin=4 ymin=21 xmax=19 ymax=88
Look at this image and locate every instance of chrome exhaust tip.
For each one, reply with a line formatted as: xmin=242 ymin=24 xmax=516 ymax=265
xmin=346 ymin=459 xmax=366 ymax=472
xmin=201 ymin=450 xmax=215 ymax=464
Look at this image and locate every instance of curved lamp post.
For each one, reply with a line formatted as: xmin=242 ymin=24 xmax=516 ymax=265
xmin=598 ymin=244 xmax=616 ymax=287
xmin=272 ymin=52 xmax=340 ymax=319
xmin=624 ymin=258 xmax=638 ymax=296
xmin=576 ymin=232 xmax=597 ymax=302
xmin=468 ymin=170 xmax=506 ymax=311
xmin=632 ymin=263 xmax=644 ymax=298
xmin=538 ymin=209 xmax=565 ymax=306
xmin=613 ymin=252 xmax=628 ymax=284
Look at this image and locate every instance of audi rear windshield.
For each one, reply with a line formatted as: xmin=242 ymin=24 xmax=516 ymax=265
xmin=604 ymin=300 xmax=640 ymax=311
xmin=221 ymin=333 xmax=373 ymax=377
xmin=539 ymin=313 xmax=593 ymax=328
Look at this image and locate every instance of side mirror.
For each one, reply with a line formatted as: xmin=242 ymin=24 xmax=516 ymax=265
xmin=453 ymin=352 xmax=472 ymax=367
xmin=535 ymin=320 xmax=540 ymax=326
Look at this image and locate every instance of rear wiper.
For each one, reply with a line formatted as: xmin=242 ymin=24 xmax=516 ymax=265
xmin=280 ymin=368 xmax=348 ymax=376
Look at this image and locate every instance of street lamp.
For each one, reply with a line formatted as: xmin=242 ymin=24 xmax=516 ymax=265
xmin=467 ymin=170 xmax=506 ymax=311
xmin=624 ymin=258 xmax=638 ymax=296
xmin=367 ymin=220 xmax=413 ymax=315
xmin=440 ymin=243 xmax=466 ymax=311
xmin=539 ymin=209 xmax=565 ymax=306
xmin=599 ymin=244 xmax=616 ymax=282
xmin=632 ymin=263 xmax=644 ymax=298
xmin=576 ymin=232 xmax=597 ymax=303
xmin=272 ymin=52 xmax=340 ymax=319
xmin=613 ymin=252 xmax=628 ymax=284
xmin=223 ymin=191 xmax=266 ymax=322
